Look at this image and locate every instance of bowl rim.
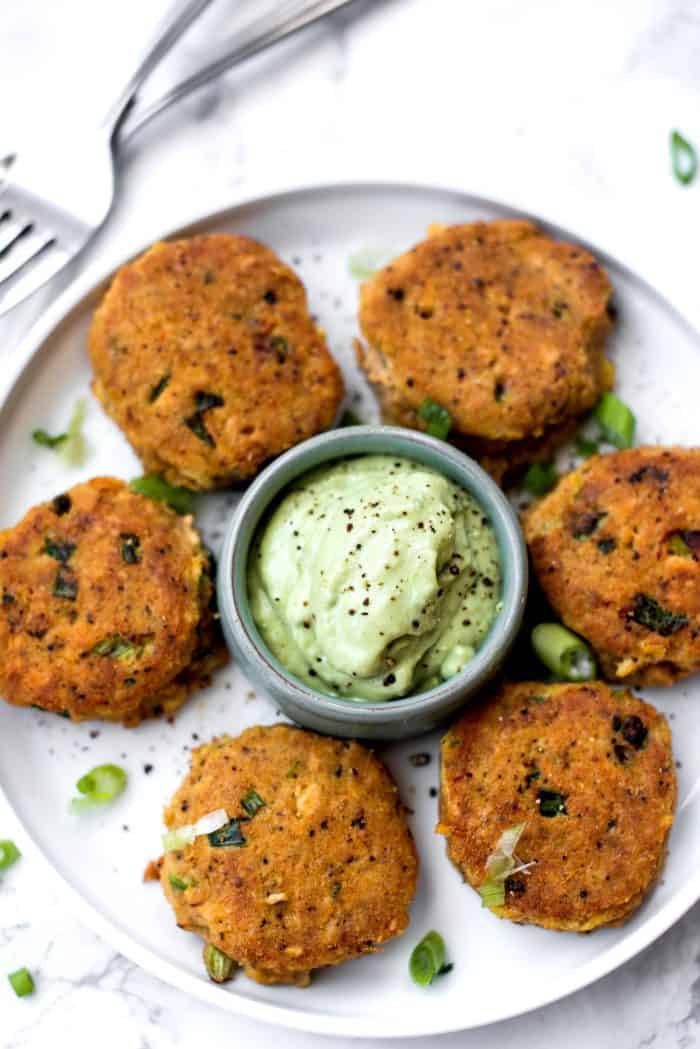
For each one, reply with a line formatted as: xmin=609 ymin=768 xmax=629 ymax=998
xmin=217 ymin=425 xmax=528 ymax=725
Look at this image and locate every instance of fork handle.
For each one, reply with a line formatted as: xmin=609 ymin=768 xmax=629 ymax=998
xmin=120 ymin=0 xmax=355 ymax=142
xmin=100 ymin=0 xmax=215 ymax=138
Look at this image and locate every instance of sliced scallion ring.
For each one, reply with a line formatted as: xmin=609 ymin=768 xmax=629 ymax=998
xmin=593 ymin=392 xmax=636 ymax=449
xmin=129 ymin=475 xmax=194 ymax=516
xmin=531 ymin=622 xmax=597 ymax=681
xmin=671 ymin=129 xmax=697 ymax=186
xmin=60 ymin=399 xmax=87 ymax=467
xmin=409 ymin=930 xmax=450 ymax=987
xmin=523 ymin=461 xmax=558 ymax=496
xmin=204 ymin=944 xmax=236 ymax=983
xmin=0 ymin=840 xmax=20 ymax=871
xmin=479 ymin=822 xmax=535 ymax=909
xmin=8 ymin=967 xmax=35 ymax=997
xmin=71 ymin=764 xmax=127 ymax=812
xmin=418 ymin=398 xmax=452 ymax=441
xmin=162 ymin=808 xmax=229 ymax=853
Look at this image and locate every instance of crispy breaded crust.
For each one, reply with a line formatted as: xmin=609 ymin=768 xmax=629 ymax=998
xmin=0 ymin=477 xmax=226 ymax=724
xmin=160 ymin=724 xmax=418 ymax=985
xmin=89 ymin=235 xmax=344 ymax=490
xmin=357 ymin=220 xmax=613 ymax=479
xmin=439 ymin=681 xmax=676 ymax=931
xmin=524 ymin=447 xmax=700 ymax=684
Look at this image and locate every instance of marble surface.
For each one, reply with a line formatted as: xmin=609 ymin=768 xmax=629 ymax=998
xmin=3 ymin=0 xmax=700 ymax=1045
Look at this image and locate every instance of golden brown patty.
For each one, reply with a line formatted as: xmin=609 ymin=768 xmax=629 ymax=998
xmin=524 ymin=447 xmax=700 ymax=685
xmin=0 ymin=477 xmax=226 ymax=724
xmin=160 ymin=724 xmax=418 ymax=986
xmin=439 ymin=681 xmax=676 ymax=931
xmin=89 ymin=234 xmax=344 ymax=490
xmin=357 ymin=220 xmax=614 ymax=481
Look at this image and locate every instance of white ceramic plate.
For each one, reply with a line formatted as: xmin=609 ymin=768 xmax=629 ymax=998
xmin=1 ymin=183 xmax=699 ymax=1039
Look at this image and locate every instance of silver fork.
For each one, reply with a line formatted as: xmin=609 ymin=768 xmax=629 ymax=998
xmin=0 ymin=0 xmax=356 ymax=318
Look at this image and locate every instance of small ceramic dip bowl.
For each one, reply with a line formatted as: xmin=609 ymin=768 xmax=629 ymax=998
xmin=217 ymin=426 xmax=527 ymax=741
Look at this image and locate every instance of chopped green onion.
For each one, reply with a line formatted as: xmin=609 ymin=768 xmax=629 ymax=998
xmin=627 ymin=593 xmax=688 ymax=636
xmin=419 ymin=398 xmax=452 ymax=441
xmin=8 ymin=967 xmax=34 ymax=997
xmin=91 ymin=634 xmax=140 ymax=660
xmin=168 ymin=873 xmax=190 ymax=891
xmin=129 ymin=475 xmax=194 ymax=516
xmin=0 ymin=840 xmax=21 ymax=871
xmin=593 ymin=393 xmax=636 ymax=450
xmin=43 ymin=538 xmax=75 ymax=563
xmin=348 ymin=247 xmax=391 ymax=281
xmin=523 ymin=461 xmax=557 ymax=496
xmin=669 ymin=533 xmax=693 ymax=557
xmin=671 ymin=129 xmax=697 ymax=186
xmin=71 ymin=764 xmax=127 ymax=812
xmin=162 ymin=809 xmax=229 ymax=853
xmin=479 ymin=823 xmax=534 ymax=909
xmin=241 ymin=790 xmax=265 ymax=818
xmin=120 ymin=533 xmax=141 ymax=564
xmin=208 ymin=819 xmax=246 ymax=848
xmin=409 ymin=931 xmax=450 ymax=987
xmin=148 ymin=374 xmax=170 ymax=403
xmin=531 ymin=622 xmax=597 ymax=681
xmin=32 ymin=429 xmax=67 ymax=449
xmin=204 ymin=944 xmax=236 ymax=983
xmin=60 ymin=399 xmax=88 ymax=466
xmin=53 ymin=571 xmax=78 ymax=600
xmin=576 ymin=436 xmax=599 ymax=459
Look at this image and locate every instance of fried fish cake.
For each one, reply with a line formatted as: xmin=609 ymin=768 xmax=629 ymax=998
xmin=89 ymin=234 xmax=344 ymax=491
xmin=160 ymin=724 xmax=418 ymax=986
xmin=439 ymin=681 xmax=676 ymax=931
xmin=0 ymin=477 xmax=226 ymax=724
xmin=524 ymin=447 xmax=700 ymax=685
xmin=357 ymin=220 xmax=614 ymax=482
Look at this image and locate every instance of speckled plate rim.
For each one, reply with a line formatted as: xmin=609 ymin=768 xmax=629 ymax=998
xmin=1 ymin=178 xmax=700 ymax=1039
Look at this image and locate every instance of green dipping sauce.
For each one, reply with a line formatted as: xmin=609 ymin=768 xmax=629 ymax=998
xmin=247 ymin=455 xmax=501 ymax=701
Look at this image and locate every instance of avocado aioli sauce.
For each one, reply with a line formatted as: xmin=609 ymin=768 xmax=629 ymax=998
xmin=247 ymin=455 xmax=501 ymax=701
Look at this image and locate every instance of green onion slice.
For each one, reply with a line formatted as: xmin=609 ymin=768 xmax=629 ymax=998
xmin=523 ymin=461 xmax=557 ymax=496
xmin=593 ymin=393 xmax=636 ymax=450
xmin=162 ymin=808 xmax=229 ymax=852
xmin=204 ymin=944 xmax=236 ymax=983
xmin=418 ymin=398 xmax=452 ymax=441
xmin=8 ymin=967 xmax=35 ymax=997
xmin=241 ymin=790 xmax=265 ymax=818
xmin=348 ymin=247 xmax=391 ymax=281
xmin=0 ymin=840 xmax=21 ymax=871
xmin=479 ymin=823 xmax=535 ymax=909
xmin=71 ymin=764 xmax=127 ymax=812
xmin=531 ymin=622 xmax=597 ymax=681
xmin=60 ymin=399 xmax=87 ymax=466
xmin=671 ymin=129 xmax=697 ymax=186
xmin=409 ymin=930 xmax=450 ymax=987
xmin=168 ymin=873 xmax=190 ymax=891
xmin=576 ymin=436 xmax=600 ymax=459
xmin=32 ymin=428 xmax=67 ymax=449
xmin=129 ymin=475 xmax=194 ymax=516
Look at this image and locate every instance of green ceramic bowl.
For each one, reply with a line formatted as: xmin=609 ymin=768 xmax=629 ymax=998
xmin=217 ymin=426 xmax=528 ymax=740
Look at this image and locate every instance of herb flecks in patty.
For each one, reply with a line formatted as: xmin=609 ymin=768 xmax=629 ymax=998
xmin=92 ymin=634 xmax=143 ymax=660
xmin=536 ymin=788 xmax=567 ymax=817
xmin=53 ymin=571 xmax=78 ymax=600
xmin=149 ymin=374 xmax=170 ymax=403
xmin=120 ymin=533 xmax=141 ymax=564
xmin=627 ymin=593 xmax=688 ymax=636
xmin=184 ymin=391 xmax=224 ymax=448
xmin=43 ymin=537 xmax=76 ymax=563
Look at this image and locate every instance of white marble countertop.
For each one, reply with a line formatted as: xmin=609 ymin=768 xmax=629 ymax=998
xmin=3 ymin=1 xmax=700 ymax=1046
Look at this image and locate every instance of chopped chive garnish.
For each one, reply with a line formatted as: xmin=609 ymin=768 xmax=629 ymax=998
xmin=523 ymin=461 xmax=557 ymax=496
xmin=208 ymin=819 xmax=246 ymax=848
xmin=8 ymin=967 xmax=34 ymax=997
xmin=32 ymin=429 xmax=67 ymax=449
xmin=148 ymin=374 xmax=170 ymax=403
xmin=241 ymin=789 xmax=265 ymax=818
xmin=576 ymin=436 xmax=599 ymax=458
xmin=60 ymin=399 xmax=87 ymax=467
xmin=593 ymin=393 xmax=636 ymax=449
xmin=71 ymin=764 xmax=127 ymax=812
xmin=627 ymin=593 xmax=688 ymax=636
xmin=479 ymin=823 xmax=534 ymax=909
xmin=671 ymin=129 xmax=697 ymax=186
xmin=537 ymin=788 xmax=567 ymax=817
xmin=204 ymin=944 xmax=236 ymax=983
xmin=43 ymin=538 xmax=76 ymax=563
xmin=419 ymin=398 xmax=452 ymax=441
xmin=120 ymin=533 xmax=141 ymax=564
xmin=168 ymin=873 xmax=189 ymax=891
xmin=270 ymin=335 xmax=288 ymax=363
xmin=194 ymin=391 xmax=224 ymax=413
xmin=409 ymin=930 xmax=450 ymax=987
xmin=161 ymin=808 xmax=229 ymax=852
xmin=53 ymin=571 xmax=78 ymax=600
xmin=129 ymin=475 xmax=194 ymax=515
xmin=184 ymin=413 xmax=215 ymax=447
xmin=0 ymin=840 xmax=20 ymax=871
xmin=339 ymin=409 xmax=362 ymax=427
xmin=91 ymin=634 xmax=140 ymax=659
xmin=531 ymin=622 xmax=596 ymax=681
xmin=348 ymin=247 xmax=390 ymax=281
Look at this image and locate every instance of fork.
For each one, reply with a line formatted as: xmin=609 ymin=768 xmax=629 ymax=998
xmin=0 ymin=0 xmax=355 ymax=318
